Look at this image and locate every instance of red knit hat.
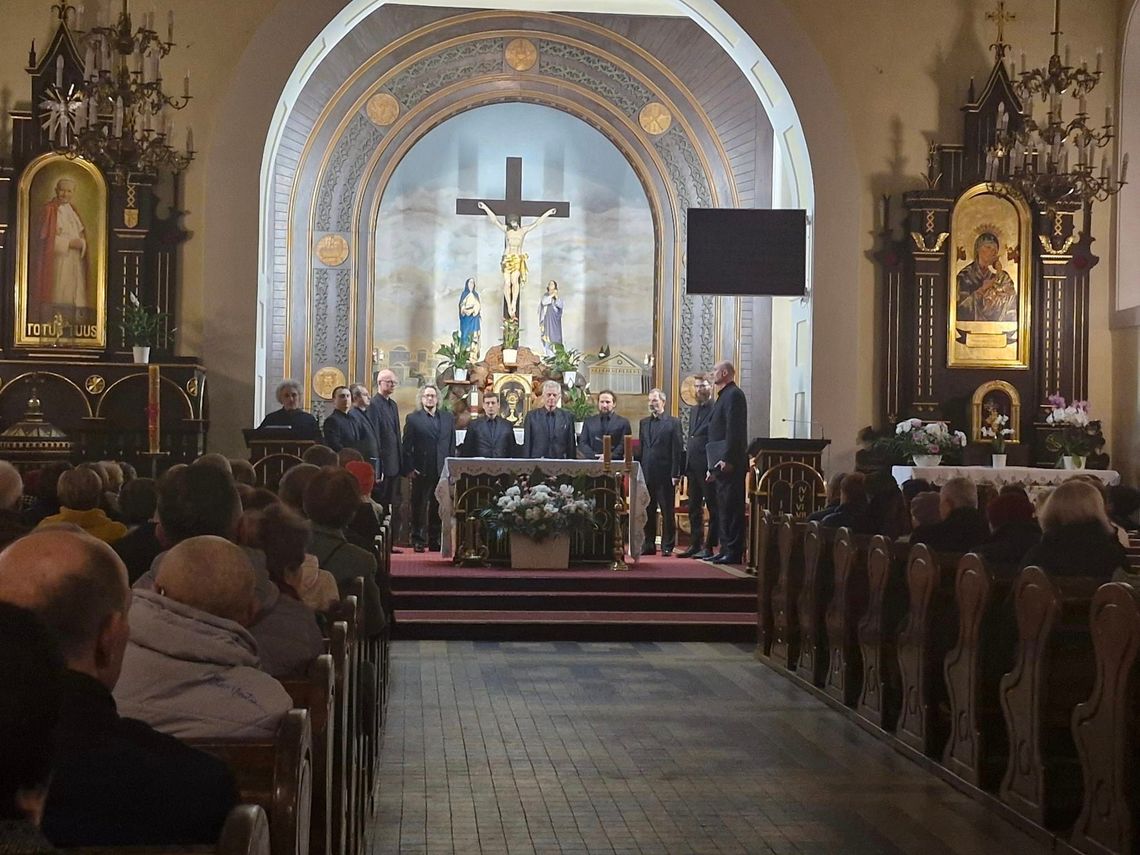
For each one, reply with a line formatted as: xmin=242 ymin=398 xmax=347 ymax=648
xmin=986 ymin=491 xmax=1035 ymax=529
xmin=343 ymin=461 xmax=374 ymax=497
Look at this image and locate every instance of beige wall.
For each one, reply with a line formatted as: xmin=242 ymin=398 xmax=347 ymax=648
xmin=0 ymin=0 xmax=1127 ymax=473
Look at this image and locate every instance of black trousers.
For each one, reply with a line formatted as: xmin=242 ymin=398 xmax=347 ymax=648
xmin=409 ymin=470 xmax=441 ymax=549
xmin=643 ymin=478 xmax=677 ymax=552
xmin=686 ymin=468 xmax=719 ymax=550
xmin=715 ymin=467 xmax=747 ymax=559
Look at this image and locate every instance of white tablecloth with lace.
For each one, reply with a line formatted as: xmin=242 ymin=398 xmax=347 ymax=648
xmin=435 ymin=457 xmax=650 ymax=562
xmin=891 ymin=464 xmax=1120 ymax=500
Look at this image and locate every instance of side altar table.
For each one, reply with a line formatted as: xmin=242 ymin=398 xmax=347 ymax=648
xmin=891 ymin=464 xmax=1120 ymax=500
xmin=435 ymin=458 xmax=650 ymax=565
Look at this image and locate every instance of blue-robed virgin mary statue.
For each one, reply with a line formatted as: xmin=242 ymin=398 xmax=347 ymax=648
xmin=458 ymin=277 xmax=481 ymax=359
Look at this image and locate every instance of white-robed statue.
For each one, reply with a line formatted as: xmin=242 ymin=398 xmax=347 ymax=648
xmin=538 ymin=280 xmax=564 ymax=356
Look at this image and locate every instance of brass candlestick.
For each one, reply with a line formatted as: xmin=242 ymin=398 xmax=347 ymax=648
xmin=610 ymin=445 xmax=631 ymax=572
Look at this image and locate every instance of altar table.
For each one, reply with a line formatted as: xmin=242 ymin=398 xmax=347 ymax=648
xmin=435 ymin=457 xmax=650 ymax=563
xmin=891 ymin=464 xmax=1120 ymax=500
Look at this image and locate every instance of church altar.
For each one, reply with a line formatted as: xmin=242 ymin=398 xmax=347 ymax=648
xmin=891 ymin=465 xmax=1120 ymax=500
xmin=435 ymin=457 xmax=650 ymax=564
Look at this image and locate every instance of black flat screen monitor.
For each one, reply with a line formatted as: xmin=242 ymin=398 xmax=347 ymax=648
xmin=686 ymin=208 xmax=807 ymax=296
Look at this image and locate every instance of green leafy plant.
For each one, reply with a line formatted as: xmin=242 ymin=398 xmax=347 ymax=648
xmin=478 ymin=474 xmax=596 ymax=542
xmin=502 ymin=318 xmax=520 ymax=350
xmin=118 ymin=291 xmax=169 ymax=347
xmin=435 ymin=330 xmax=473 ymax=372
xmin=541 ymin=342 xmax=582 ymax=375
xmin=563 ymin=386 xmax=597 ymax=421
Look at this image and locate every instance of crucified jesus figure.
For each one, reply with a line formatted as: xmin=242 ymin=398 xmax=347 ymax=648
xmin=477 ymin=201 xmax=558 ymax=321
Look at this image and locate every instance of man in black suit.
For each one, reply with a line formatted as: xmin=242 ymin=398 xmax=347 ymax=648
xmin=322 ymin=385 xmax=360 ymax=452
xmin=461 ymin=391 xmax=519 ymax=458
xmin=349 ymin=383 xmax=381 ymax=476
xmin=705 ymin=361 xmax=748 ymax=564
xmin=678 ymin=373 xmax=719 ymax=559
xmin=522 ymin=380 xmax=576 ymax=459
xmin=401 ymin=385 xmax=456 ymax=553
xmin=577 ymin=389 xmax=632 ymax=460
xmin=637 ymin=388 xmax=684 ymax=556
xmin=365 ymin=369 xmax=402 ymax=508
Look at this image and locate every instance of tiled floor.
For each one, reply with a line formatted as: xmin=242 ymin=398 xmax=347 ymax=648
xmin=373 ymin=641 xmax=1048 ymax=854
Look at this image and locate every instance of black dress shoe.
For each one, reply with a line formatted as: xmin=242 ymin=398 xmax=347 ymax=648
xmin=413 ymin=545 xmax=426 ymax=554
xmin=640 ymin=546 xmax=656 ymax=556
xmin=711 ymin=554 xmax=741 ymax=565
xmin=691 ymin=549 xmax=713 ymax=560
xmin=662 ymin=548 xmax=674 ymax=557
xmin=676 ymin=547 xmax=701 ymax=558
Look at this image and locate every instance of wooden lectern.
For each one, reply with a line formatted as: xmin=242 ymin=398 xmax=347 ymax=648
xmin=244 ymin=429 xmax=315 ymax=489
xmin=749 ymin=438 xmax=830 ymax=518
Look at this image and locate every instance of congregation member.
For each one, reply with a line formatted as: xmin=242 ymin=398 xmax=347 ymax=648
xmin=257 ymin=378 xmax=322 ymax=441
xmin=576 ymin=389 xmax=631 ymax=460
xmin=1107 ymin=483 xmax=1140 ymax=533
xmin=0 ymin=460 xmax=29 ymax=549
xmin=704 ymin=361 xmax=748 ymax=564
xmin=909 ymin=476 xmax=989 ymax=553
xmin=908 ymin=490 xmax=942 ymax=533
xmin=366 ymin=369 xmax=403 ymax=508
xmin=278 ymin=463 xmax=320 ymax=513
xmin=37 ymin=467 xmax=127 ymax=544
xmin=338 ymin=447 xmax=366 ymax=466
xmin=807 ymin=472 xmax=846 ymax=522
xmin=523 ymin=380 xmax=576 ymax=459
xmin=679 ymin=375 xmax=718 ymax=558
xmin=820 ymin=472 xmax=873 ymax=533
xmin=116 ymin=535 xmax=293 ymax=739
xmin=973 ymin=491 xmax=1041 ymax=567
xmin=344 ymin=459 xmax=386 ymax=548
xmin=866 ymin=471 xmax=911 ymax=538
xmin=462 ymin=391 xmax=519 ymax=458
xmin=230 ymin=458 xmax=257 ymax=486
xmin=191 ymin=453 xmax=233 ymax=476
xmin=0 ymin=603 xmax=64 ymax=851
xmin=112 ymin=478 xmax=162 ymax=584
xmin=301 ymin=444 xmax=338 ymax=468
xmin=0 ymin=531 xmax=238 ymax=846
xmin=322 ymin=385 xmax=361 ymax=452
xmin=1022 ymin=478 xmax=1129 ymax=579
xmin=402 ymin=385 xmax=455 ymax=553
xmin=22 ymin=461 xmax=71 ymax=527
xmin=637 ymin=388 xmax=683 ymax=556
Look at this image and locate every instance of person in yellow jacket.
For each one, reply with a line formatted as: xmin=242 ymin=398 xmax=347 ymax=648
xmin=37 ymin=467 xmax=127 ymax=544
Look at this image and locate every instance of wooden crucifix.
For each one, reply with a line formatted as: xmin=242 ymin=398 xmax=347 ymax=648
xmin=457 ymin=156 xmax=570 ymax=325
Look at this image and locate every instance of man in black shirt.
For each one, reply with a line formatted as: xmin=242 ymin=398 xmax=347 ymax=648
xmin=462 ymin=391 xmax=519 ymax=458
xmin=523 ymin=380 xmax=576 ymax=459
xmin=322 ymin=385 xmax=360 ymax=452
xmin=402 ymin=385 xmax=456 ymax=552
xmin=366 ymin=369 xmax=403 ymax=508
xmin=678 ymin=374 xmax=718 ymax=558
xmin=577 ymin=389 xmax=632 ymax=460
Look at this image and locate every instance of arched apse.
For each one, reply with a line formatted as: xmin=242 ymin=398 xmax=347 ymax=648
xmin=201 ymin=0 xmax=862 ymax=467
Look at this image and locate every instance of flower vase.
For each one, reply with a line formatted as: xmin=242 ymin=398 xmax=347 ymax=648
xmin=913 ymin=454 xmax=942 ymax=468
xmin=453 ymin=367 xmax=468 ymax=382
xmin=563 ymin=370 xmax=578 ymax=387
xmin=1062 ymin=455 xmax=1086 ymax=470
xmin=991 ymin=453 xmax=1007 ymax=468
xmin=502 ymin=347 xmax=518 ymax=366
xmin=510 ymin=533 xmax=570 ymax=569
xmin=132 ymin=346 xmax=151 ymax=364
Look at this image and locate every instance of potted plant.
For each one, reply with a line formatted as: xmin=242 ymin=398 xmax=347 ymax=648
xmin=478 ymin=475 xmax=596 ymax=569
xmin=435 ymin=331 xmax=474 ymax=382
xmin=501 ymin=319 xmax=520 ymax=366
xmin=563 ymin=386 xmax=597 ymax=435
xmin=875 ymin=418 xmax=967 ymax=467
xmin=542 ymin=342 xmax=583 ymax=387
xmin=980 ymin=409 xmax=1013 ymax=467
xmin=118 ymin=291 xmax=168 ymax=363
xmin=1045 ymin=395 xmax=1104 ymax=469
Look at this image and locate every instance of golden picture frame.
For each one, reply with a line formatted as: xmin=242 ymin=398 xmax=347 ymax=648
xmin=947 ymin=184 xmax=1031 ymax=369
xmin=15 ymin=153 xmax=108 ymax=349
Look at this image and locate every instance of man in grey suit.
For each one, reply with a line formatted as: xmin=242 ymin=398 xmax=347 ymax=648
xmin=522 ymin=381 xmax=576 ymax=459
xmin=637 ymin=388 xmax=683 ymax=556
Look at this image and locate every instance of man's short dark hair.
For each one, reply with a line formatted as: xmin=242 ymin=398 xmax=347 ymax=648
xmin=0 ymin=603 xmax=64 ymax=821
xmin=118 ymin=477 xmax=158 ymax=525
xmin=338 ymin=448 xmax=365 ymax=466
xmin=330 ymin=385 xmax=350 ymax=399
xmin=157 ymin=466 xmax=240 ymax=543
xmin=303 ymin=468 xmax=362 ymax=529
xmin=58 ymin=467 xmax=103 ymax=511
xmin=230 ymin=459 xmax=257 ymax=486
xmin=483 ymin=392 xmax=499 ymax=402
xmin=598 ymin=390 xmax=616 ymax=401
xmin=35 ymin=461 xmax=73 ymax=503
xmin=302 ymin=445 xmax=339 ymax=468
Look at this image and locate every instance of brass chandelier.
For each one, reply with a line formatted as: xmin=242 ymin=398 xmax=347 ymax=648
xmin=35 ymin=1 xmax=194 ymax=184
xmin=988 ymin=0 xmax=1126 ymax=210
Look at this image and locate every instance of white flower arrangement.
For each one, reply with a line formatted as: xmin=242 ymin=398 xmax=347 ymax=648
xmin=981 ymin=412 xmax=1013 ymax=452
xmin=481 ymin=477 xmax=597 ymax=542
xmin=883 ymin=418 xmax=967 ymax=459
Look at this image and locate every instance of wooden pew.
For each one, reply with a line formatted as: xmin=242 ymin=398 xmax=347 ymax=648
xmin=324 ymin=622 xmax=351 ymax=855
xmin=754 ymin=511 xmax=779 ymax=660
xmin=62 ymin=804 xmax=272 ymax=855
xmin=1071 ymin=581 xmax=1140 ymax=855
xmin=351 ymin=576 xmax=382 ymax=820
xmin=942 ymin=553 xmax=1017 ymax=791
xmin=824 ymin=528 xmax=869 ymax=706
xmin=796 ymin=521 xmax=835 ymax=686
xmin=856 ymin=535 xmax=908 ymax=731
xmin=340 ymin=595 xmax=364 ymax=855
xmin=187 ymin=709 xmax=314 ymax=855
xmin=771 ymin=516 xmax=805 ymax=669
xmin=895 ymin=545 xmax=962 ymax=756
xmin=280 ymin=655 xmax=334 ymax=855
xmin=999 ymin=568 xmax=1100 ymax=830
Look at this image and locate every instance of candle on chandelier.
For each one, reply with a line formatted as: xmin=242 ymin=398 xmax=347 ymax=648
xmin=167 ymin=9 xmax=174 ymax=43
xmin=183 ymin=69 xmax=190 ymax=98
xmin=185 ymin=126 xmax=193 ymax=153
xmin=1106 ymin=105 xmax=1113 ymax=128
xmin=147 ymin=364 xmax=161 ymax=454
xmin=1101 ymin=154 xmax=1109 ymax=179
xmin=55 ymin=55 xmax=64 ymax=89
xmin=1096 ymin=49 xmax=1103 ymax=74
xmin=1122 ymin=154 xmax=1130 ymax=184
xmin=113 ymin=97 xmax=124 ymax=137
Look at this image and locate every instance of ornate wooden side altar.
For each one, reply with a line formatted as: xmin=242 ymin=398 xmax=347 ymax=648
xmin=434 ymin=458 xmax=650 ymax=566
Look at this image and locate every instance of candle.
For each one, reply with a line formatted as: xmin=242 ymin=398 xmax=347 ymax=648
xmin=55 ymin=55 xmax=64 ymax=89
xmin=185 ymin=126 xmax=193 ymax=153
xmin=1107 ymin=105 xmax=1113 ymax=128
xmin=167 ymin=9 xmax=173 ymax=43
xmin=623 ymin=434 xmax=633 ymax=462
xmin=1122 ymin=153 xmax=1130 ymax=183
xmin=113 ymin=96 xmax=123 ymax=137
xmin=1096 ymin=49 xmax=1103 ymax=74
xmin=602 ymin=433 xmax=612 ymax=463
xmin=147 ymin=364 xmax=161 ymax=454
xmin=183 ymin=69 xmax=190 ymax=98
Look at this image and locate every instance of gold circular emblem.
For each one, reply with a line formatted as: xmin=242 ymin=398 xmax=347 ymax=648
xmin=679 ymin=374 xmax=700 ymax=407
xmin=312 ymin=367 xmax=347 ymax=401
xmin=365 ymin=93 xmax=400 ymax=127
xmin=315 ymin=234 xmax=350 ymax=267
xmin=639 ymin=102 xmax=672 ymax=135
xmin=505 ymin=38 xmax=538 ymax=72
xmin=186 ymin=377 xmax=199 ymax=398
xmin=85 ymin=375 xmax=106 ymax=395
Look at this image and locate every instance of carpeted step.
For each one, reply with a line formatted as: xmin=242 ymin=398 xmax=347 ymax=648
xmin=394 ymin=589 xmax=755 ymax=613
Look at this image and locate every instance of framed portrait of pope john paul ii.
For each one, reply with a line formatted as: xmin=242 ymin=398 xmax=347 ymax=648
xmin=947 ymin=184 xmax=1031 ymax=369
xmin=14 ymin=153 xmax=108 ymax=349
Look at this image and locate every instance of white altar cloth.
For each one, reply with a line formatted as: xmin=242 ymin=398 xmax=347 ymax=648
xmin=435 ymin=457 xmax=650 ymax=562
xmin=892 ymin=464 xmax=1120 ymax=500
